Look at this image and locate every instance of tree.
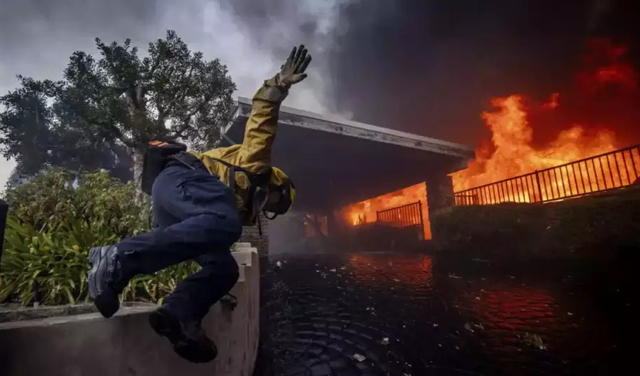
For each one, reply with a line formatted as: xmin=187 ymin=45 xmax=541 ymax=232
xmin=0 ymin=77 xmax=60 ymax=175
xmin=0 ymin=74 xmax=135 ymax=182
xmin=0 ymin=30 xmax=236 ymax=186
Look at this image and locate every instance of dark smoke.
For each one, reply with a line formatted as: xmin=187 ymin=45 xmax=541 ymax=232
xmin=2 ymin=0 xmax=639 ymax=187
xmin=225 ymin=0 xmax=640 ymax=147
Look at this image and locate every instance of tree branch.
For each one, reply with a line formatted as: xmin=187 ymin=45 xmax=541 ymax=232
xmin=162 ymin=65 xmax=194 ymax=117
xmin=127 ymin=88 xmax=140 ymax=110
xmin=156 ymin=94 xmax=166 ymax=127
xmin=90 ymin=118 xmax=135 ymax=147
xmin=131 ymin=85 xmax=147 ymax=111
xmin=172 ymin=93 xmax=212 ymax=138
xmin=145 ymin=53 xmax=162 ymax=80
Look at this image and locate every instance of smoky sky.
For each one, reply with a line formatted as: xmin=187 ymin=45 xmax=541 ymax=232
xmin=0 ymin=0 xmax=333 ymax=186
xmin=225 ymin=0 xmax=640 ymax=146
xmin=1 ymin=0 xmax=640 ymax=186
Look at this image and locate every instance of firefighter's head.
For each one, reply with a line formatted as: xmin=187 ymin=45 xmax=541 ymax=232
xmin=261 ymin=167 xmax=295 ymax=219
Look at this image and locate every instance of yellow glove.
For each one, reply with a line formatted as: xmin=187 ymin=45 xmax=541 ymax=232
xmin=276 ymin=45 xmax=312 ymax=88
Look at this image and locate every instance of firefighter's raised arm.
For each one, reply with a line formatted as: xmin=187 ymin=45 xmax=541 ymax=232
xmin=238 ymin=45 xmax=312 ymax=175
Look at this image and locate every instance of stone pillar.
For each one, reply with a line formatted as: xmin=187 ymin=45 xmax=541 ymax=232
xmin=425 ymin=173 xmax=455 ymax=243
xmin=239 ymin=213 xmax=269 ymax=255
xmin=425 ymin=173 xmax=455 ymax=215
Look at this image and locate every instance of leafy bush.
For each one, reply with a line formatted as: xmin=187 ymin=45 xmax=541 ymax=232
xmin=0 ymin=168 xmax=199 ymax=306
xmin=122 ymin=262 xmax=200 ymax=304
xmin=0 ymin=217 xmax=118 ymax=305
xmin=4 ymin=168 xmax=149 ymax=236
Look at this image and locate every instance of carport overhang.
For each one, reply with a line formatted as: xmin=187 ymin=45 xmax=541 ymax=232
xmin=222 ymin=97 xmax=475 ymax=212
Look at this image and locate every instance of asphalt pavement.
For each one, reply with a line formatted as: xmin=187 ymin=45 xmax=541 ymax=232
xmin=255 ymin=252 xmax=637 ymax=376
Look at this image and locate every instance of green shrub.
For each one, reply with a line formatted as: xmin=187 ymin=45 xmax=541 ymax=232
xmin=0 ymin=168 xmax=199 ymax=306
xmin=122 ymin=262 xmax=200 ymax=304
xmin=0 ymin=217 xmax=117 ymax=305
xmin=4 ymin=168 xmax=150 ymax=236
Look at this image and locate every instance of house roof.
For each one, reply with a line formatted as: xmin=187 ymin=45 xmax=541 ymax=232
xmin=223 ymin=98 xmax=474 ymax=211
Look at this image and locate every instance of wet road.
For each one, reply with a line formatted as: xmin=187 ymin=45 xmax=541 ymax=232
xmin=256 ymin=252 xmax=637 ymax=376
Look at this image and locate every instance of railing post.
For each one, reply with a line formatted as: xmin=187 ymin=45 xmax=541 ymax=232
xmin=534 ymin=170 xmax=543 ymax=203
xmin=418 ymin=200 xmax=424 ymax=240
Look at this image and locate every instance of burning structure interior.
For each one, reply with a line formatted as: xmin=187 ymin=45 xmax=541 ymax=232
xmin=222 ymin=98 xmax=474 ymax=251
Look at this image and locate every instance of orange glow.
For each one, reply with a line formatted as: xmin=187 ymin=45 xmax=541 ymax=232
xmin=348 ymin=254 xmax=433 ymax=283
xmin=451 ymin=95 xmax=617 ymax=197
xmin=542 ymin=92 xmax=559 ymax=110
xmin=303 ymin=214 xmax=328 ymax=238
xmin=578 ymin=38 xmax=638 ymax=92
xmin=340 ymin=183 xmax=431 ymax=240
xmin=450 ymin=39 xmax=640 ymax=198
xmin=469 ymin=286 xmax=557 ymax=331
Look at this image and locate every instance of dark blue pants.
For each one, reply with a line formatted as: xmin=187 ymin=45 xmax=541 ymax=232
xmin=118 ymin=164 xmax=242 ymax=322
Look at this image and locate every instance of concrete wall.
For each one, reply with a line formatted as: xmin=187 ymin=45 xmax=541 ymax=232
xmin=0 ymin=245 xmax=259 ymax=376
xmin=431 ymin=187 xmax=640 ymax=260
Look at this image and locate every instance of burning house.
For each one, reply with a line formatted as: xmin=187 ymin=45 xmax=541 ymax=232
xmin=223 ymin=38 xmax=640 ymax=254
xmin=221 ymin=98 xmax=474 ymax=252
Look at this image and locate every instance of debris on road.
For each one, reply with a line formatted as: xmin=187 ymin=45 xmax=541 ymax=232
xmin=353 ymin=353 xmax=366 ymax=362
xmin=520 ymin=332 xmax=547 ymax=350
xmin=260 ymin=253 xmax=610 ymax=374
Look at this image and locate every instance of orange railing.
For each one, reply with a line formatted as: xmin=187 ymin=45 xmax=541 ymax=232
xmin=454 ymin=144 xmax=640 ymax=205
xmin=376 ymin=201 xmax=425 ymax=240
xmin=376 ymin=201 xmax=424 ymax=228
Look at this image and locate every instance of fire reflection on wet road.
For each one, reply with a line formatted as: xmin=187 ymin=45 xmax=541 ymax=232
xmin=257 ymin=253 xmax=629 ymax=376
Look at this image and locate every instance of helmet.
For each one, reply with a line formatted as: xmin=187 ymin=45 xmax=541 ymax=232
xmin=261 ymin=167 xmax=295 ymax=219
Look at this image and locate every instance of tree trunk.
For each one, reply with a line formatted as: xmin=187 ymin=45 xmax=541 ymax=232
xmin=131 ymin=147 xmax=145 ymax=198
xmin=126 ymin=147 xmax=153 ymax=226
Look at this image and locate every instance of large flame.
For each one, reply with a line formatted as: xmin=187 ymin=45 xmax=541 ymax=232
xmin=340 ymin=39 xmax=637 ymax=229
xmin=451 ymin=95 xmax=617 ymax=192
xmin=451 ymin=38 xmax=640 ymax=193
xmin=340 ymin=183 xmax=431 ymax=239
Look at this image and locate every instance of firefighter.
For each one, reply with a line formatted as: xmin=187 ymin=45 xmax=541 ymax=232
xmin=87 ymin=45 xmax=312 ymax=363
